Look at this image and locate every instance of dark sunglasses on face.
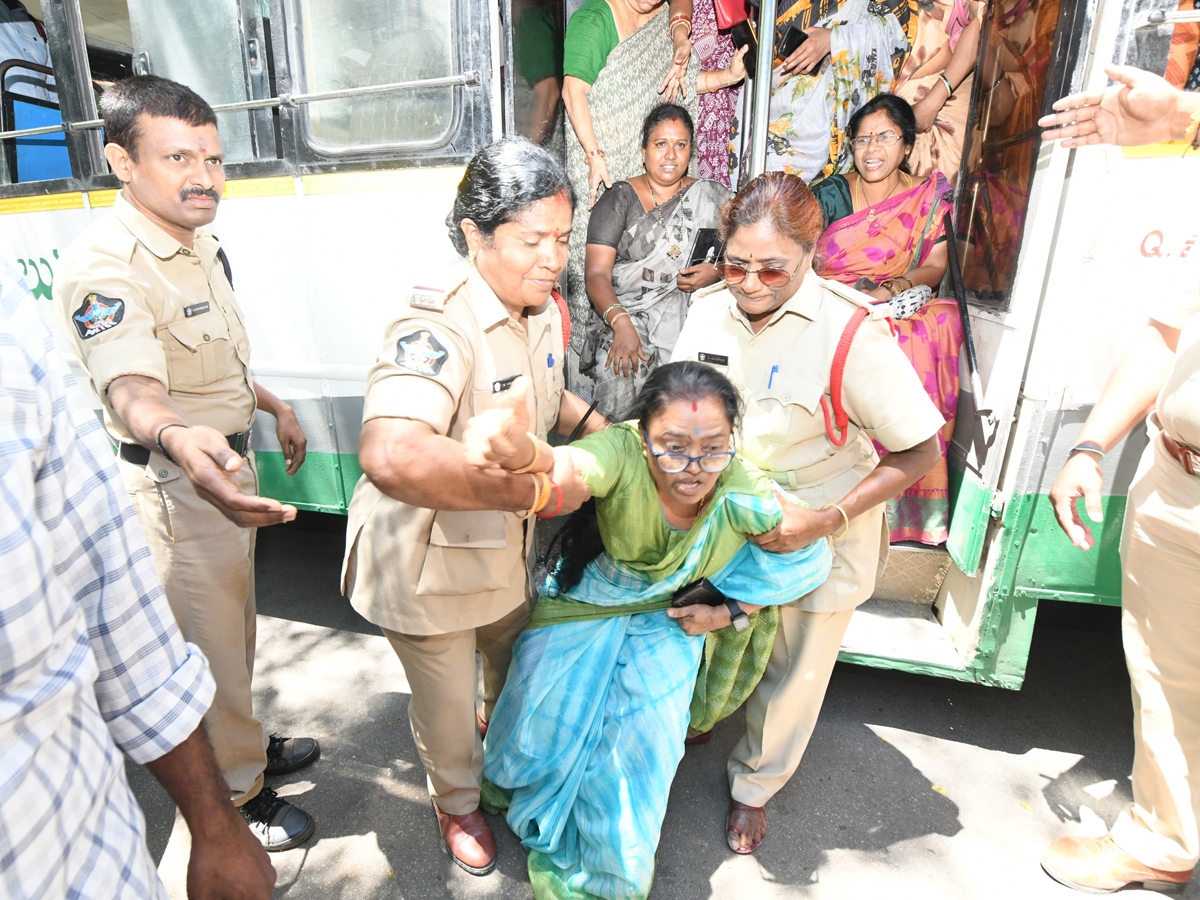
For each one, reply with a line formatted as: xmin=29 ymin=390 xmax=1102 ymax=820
xmin=715 ymin=260 xmax=803 ymax=289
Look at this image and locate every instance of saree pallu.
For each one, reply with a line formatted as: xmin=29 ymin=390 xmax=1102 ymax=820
xmin=764 ymin=0 xmax=909 ymax=182
xmin=815 ymin=175 xmax=961 ymax=544
xmin=483 ymin=490 xmax=831 ymax=900
xmin=579 ymin=179 xmax=730 ymax=421
xmin=565 ymin=11 xmax=700 ymax=349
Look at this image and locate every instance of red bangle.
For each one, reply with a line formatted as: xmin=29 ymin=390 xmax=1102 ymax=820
xmin=536 ymin=482 xmax=564 ymax=519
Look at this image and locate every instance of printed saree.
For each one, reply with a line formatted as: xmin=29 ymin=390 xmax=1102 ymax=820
xmin=764 ymin=0 xmax=910 ymax=181
xmin=482 ymin=423 xmax=832 ymax=900
xmin=565 ymin=8 xmax=700 ymax=353
xmin=814 ymin=174 xmax=961 ymax=544
xmin=580 ymin=178 xmax=731 ymax=421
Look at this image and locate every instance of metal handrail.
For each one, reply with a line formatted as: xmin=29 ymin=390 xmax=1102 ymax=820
xmin=747 ymin=0 xmax=778 ymax=179
xmin=0 ymin=70 xmax=481 ymax=142
xmin=1141 ymin=9 xmax=1200 ymax=26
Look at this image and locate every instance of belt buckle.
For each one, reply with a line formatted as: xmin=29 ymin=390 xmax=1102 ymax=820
xmin=232 ymin=428 xmax=252 ymax=457
xmin=1184 ymin=447 xmax=1200 ymax=477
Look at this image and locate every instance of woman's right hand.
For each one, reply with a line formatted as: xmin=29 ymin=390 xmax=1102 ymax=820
xmin=780 ymin=27 xmax=831 ymax=75
xmin=750 ymin=488 xmax=840 ymax=552
xmin=463 ymin=377 xmax=535 ymax=471
xmin=606 ymin=316 xmax=648 ymax=378
xmin=588 ymin=155 xmax=613 ymax=209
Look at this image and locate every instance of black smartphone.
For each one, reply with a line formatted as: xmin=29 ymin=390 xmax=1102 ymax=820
xmin=492 ymin=374 xmax=520 ymax=393
xmin=777 ymin=21 xmax=809 ymax=61
xmin=731 ymin=20 xmax=757 ymax=81
xmin=671 ymin=578 xmax=729 ymax=608
xmin=686 ymin=228 xmax=725 ymax=269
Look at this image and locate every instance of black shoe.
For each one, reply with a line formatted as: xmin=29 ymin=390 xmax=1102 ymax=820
xmin=239 ymin=787 xmax=315 ymax=852
xmin=265 ymin=733 xmax=320 ymax=777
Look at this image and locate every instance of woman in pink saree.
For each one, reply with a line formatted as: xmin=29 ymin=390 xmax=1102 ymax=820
xmin=811 ymin=93 xmax=961 ymax=545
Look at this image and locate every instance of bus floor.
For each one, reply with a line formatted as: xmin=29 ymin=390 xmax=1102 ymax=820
xmin=124 ymin=514 xmax=1196 ymax=899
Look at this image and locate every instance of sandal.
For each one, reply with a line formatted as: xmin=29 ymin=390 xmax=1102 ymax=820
xmin=684 ymin=730 xmax=712 ymax=745
xmin=727 ymin=800 xmax=766 ymax=855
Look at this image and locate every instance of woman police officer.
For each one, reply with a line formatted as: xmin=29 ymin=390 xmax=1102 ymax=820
xmin=671 ymin=171 xmax=945 ymax=853
xmin=341 ymin=139 xmax=600 ymax=876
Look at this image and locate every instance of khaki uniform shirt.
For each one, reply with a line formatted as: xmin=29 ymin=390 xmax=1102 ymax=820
xmin=1151 ymin=283 xmax=1200 ymax=451
xmin=672 ymin=274 xmax=945 ymax=611
xmin=53 ymin=192 xmax=256 ymax=442
xmin=342 ymin=271 xmax=567 ymax=635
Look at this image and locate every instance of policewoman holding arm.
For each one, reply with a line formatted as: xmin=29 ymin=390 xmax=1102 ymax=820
xmin=341 ymin=138 xmax=600 ymax=877
xmin=671 ymin=171 xmax=944 ymax=854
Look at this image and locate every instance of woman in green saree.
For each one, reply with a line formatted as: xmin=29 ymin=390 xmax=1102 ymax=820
xmin=462 ymin=363 xmax=831 ymax=899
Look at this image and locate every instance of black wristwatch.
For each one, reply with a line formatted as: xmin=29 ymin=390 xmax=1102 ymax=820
xmin=725 ymin=599 xmax=750 ymax=632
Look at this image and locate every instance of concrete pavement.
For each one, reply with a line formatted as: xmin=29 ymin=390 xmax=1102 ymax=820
xmin=127 ymin=516 xmax=1197 ymax=899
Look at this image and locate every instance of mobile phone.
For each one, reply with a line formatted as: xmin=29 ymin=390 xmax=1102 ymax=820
xmin=731 ymin=20 xmax=757 ymax=80
xmin=777 ymin=21 xmax=809 ymax=61
xmin=492 ymin=374 xmax=520 ymax=393
xmin=671 ymin=578 xmax=729 ymax=608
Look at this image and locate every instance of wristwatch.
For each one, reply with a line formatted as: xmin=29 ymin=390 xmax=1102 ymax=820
xmin=725 ymin=599 xmax=750 ymax=632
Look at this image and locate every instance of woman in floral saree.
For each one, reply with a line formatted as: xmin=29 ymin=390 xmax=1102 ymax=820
xmin=462 ymin=362 xmax=831 ymax=899
xmin=812 ymin=93 xmax=960 ymax=544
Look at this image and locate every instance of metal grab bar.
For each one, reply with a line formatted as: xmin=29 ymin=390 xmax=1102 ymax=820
xmin=1140 ymin=9 xmax=1200 ymax=26
xmin=0 ymin=70 xmax=481 ymax=142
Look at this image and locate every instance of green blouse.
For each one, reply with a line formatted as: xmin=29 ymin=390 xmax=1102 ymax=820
xmin=563 ymin=0 xmax=620 ymax=84
xmin=810 ymin=173 xmax=853 ymax=229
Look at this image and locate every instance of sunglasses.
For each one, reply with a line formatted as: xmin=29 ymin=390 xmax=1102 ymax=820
xmin=715 ymin=260 xmax=802 ymax=289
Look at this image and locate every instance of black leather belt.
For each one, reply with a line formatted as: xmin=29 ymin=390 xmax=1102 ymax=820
xmin=118 ymin=429 xmax=252 ymax=467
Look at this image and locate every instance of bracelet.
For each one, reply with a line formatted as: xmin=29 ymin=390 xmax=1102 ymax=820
xmin=939 ymin=73 xmax=955 ymax=97
xmin=1186 ymin=107 xmax=1200 ymax=150
xmin=536 ymin=482 xmax=564 ymax=519
xmin=584 ymin=147 xmax=606 ymax=161
xmin=602 ymin=303 xmax=626 ymax=326
xmin=822 ymin=502 xmax=851 ymax=539
xmin=609 ymin=310 xmax=632 ymax=329
xmin=894 ymin=274 xmax=913 ymax=291
xmin=155 ymin=422 xmax=191 ymax=464
xmin=1070 ymin=443 xmax=1106 ymax=461
xmin=517 ymin=472 xmax=545 ymax=520
xmin=532 ymin=472 xmax=554 ymax=514
xmin=880 ymin=279 xmax=901 ymax=297
xmin=669 ymin=17 xmax=692 ymax=38
xmin=510 ymin=433 xmax=549 ymax=474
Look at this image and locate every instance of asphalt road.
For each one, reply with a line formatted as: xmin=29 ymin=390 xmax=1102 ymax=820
xmin=127 ymin=513 xmax=1197 ymax=899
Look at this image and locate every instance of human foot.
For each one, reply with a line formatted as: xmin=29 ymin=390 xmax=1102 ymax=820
xmin=727 ymin=800 xmax=766 ymax=854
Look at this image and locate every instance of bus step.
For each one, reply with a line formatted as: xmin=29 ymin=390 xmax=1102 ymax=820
xmin=873 ymin=542 xmax=953 ymax=608
xmin=841 ymin=597 xmax=965 ymax=671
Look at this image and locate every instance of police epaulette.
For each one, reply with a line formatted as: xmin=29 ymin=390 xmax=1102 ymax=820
xmin=692 ymin=281 xmax=728 ymax=301
xmin=409 ymin=285 xmax=448 ymax=312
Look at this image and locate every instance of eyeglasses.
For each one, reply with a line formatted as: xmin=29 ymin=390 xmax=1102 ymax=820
xmin=715 ymin=260 xmax=802 ymax=289
xmin=642 ymin=426 xmax=735 ymax=474
xmin=850 ymin=132 xmax=903 ymax=150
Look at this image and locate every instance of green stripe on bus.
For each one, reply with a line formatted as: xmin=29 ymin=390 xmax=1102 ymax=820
xmin=1009 ymin=494 xmax=1125 ymax=606
xmin=255 ymin=450 xmax=363 ymax=515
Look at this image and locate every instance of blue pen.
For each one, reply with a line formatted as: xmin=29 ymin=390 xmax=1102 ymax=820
xmin=768 ymin=364 xmax=779 ymax=389
xmin=548 ymin=353 xmax=554 ymax=367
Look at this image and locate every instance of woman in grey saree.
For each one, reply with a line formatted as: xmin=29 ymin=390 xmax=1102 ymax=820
xmin=581 ymin=105 xmax=730 ymax=420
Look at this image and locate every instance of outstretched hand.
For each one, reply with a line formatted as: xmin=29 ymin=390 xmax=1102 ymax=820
xmin=463 ymin=376 xmax=535 ymax=471
xmin=1038 ymin=64 xmax=1184 ymax=148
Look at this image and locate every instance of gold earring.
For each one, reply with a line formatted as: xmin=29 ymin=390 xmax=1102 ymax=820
xmin=468 ymin=249 xmax=477 ymax=267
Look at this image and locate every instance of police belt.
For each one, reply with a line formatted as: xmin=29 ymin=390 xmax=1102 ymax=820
xmin=764 ymin=444 xmax=864 ymax=491
xmin=1162 ymin=432 xmax=1200 ymax=477
xmin=118 ymin=429 xmax=253 ymax=467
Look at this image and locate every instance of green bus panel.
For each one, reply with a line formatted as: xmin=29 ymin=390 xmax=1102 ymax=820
xmin=1010 ymin=495 xmax=1125 ymax=606
xmin=256 ymin=450 xmax=361 ymax=515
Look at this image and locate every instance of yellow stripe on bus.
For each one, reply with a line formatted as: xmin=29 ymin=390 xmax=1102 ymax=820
xmin=0 ymin=193 xmax=85 ymax=215
xmin=224 ymin=176 xmax=296 ymax=199
xmin=88 ymin=189 xmax=118 ymax=208
xmin=301 ymin=168 xmax=465 ymax=195
xmin=1122 ymin=141 xmax=1199 ymax=159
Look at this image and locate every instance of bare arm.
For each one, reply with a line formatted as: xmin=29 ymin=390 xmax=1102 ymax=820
xmin=586 ymin=242 xmax=647 ymax=378
xmin=555 ymin=388 xmax=609 ymax=440
xmin=660 ymin=0 xmax=694 ymax=102
xmin=911 ymin=16 xmax=983 ymax=132
xmin=145 ymin=727 xmax=276 ymax=900
xmin=752 ymin=435 xmax=941 ymax=551
xmin=866 ymin=242 xmax=948 ymax=302
xmin=108 ymin=374 xmax=296 ymax=526
xmin=563 ymin=75 xmax=611 ymax=208
xmin=527 ymin=77 xmax=561 ymax=144
xmin=1049 ymin=320 xmax=1179 ymax=549
xmin=253 ymin=381 xmax=307 ymax=475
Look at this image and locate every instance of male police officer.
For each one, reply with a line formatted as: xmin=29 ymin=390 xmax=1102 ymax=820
xmin=54 ymin=76 xmax=318 ymax=851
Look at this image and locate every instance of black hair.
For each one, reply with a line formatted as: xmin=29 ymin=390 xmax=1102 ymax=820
xmin=641 ymin=103 xmax=695 ymax=149
xmin=547 ymin=362 xmax=743 ymax=593
xmin=100 ymin=75 xmax=218 ymax=161
xmin=446 ymin=137 xmax=576 ymax=256
xmin=846 ymin=93 xmax=917 ymax=174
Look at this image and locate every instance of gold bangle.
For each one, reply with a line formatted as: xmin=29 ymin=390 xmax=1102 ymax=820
xmin=517 ymin=472 xmax=543 ymax=520
xmin=609 ymin=310 xmax=632 ymax=329
xmin=510 ymin=433 xmax=549 ymax=475
xmin=532 ymin=472 xmax=554 ymax=514
xmin=669 ymin=18 xmax=691 ymax=37
xmin=1186 ymin=107 xmax=1200 ymax=150
xmin=823 ymin=502 xmax=850 ymax=539
xmin=602 ymin=304 xmax=625 ymax=326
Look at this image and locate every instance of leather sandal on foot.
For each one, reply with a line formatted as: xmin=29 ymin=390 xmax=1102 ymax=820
xmin=727 ymin=800 xmax=766 ymax=855
xmin=684 ymin=730 xmax=712 ymax=745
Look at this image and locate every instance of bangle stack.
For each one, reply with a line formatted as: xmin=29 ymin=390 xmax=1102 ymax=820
xmin=669 ymin=13 xmax=692 ymax=38
xmin=822 ymin=502 xmax=851 ymax=539
xmin=602 ymin=304 xmax=626 ymax=326
xmin=585 ymin=147 xmax=606 ymax=162
xmin=510 ymin=432 xmax=551 ymax=474
xmin=536 ymin=482 xmax=564 ymax=519
xmin=518 ymin=471 xmax=555 ymax=520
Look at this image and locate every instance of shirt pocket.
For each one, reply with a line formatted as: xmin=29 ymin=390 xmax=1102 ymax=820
xmin=543 ymin=360 xmax=564 ymax=435
xmin=754 ymin=380 xmax=826 ymax=444
xmin=159 ymin=314 xmax=240 ymax=391
xmin=415 ymin=509 xmax=511 ymax=596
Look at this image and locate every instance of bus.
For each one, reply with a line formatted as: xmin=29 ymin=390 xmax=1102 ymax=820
xmin=2 ymin=0 xmax=1196 ymax=689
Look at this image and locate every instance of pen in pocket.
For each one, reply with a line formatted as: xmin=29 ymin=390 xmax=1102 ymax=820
xmin=768 ymin=364 xmax=779 ymax=389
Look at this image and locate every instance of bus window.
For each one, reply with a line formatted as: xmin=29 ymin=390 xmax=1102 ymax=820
xmin=292 ymin=0 xmax=456 ymax=151
xmin=0 ymin=1 xmax=66 ymax=184
xmin=507 ymin=0 xmax=564 ymax=147
xmin=125 ymin=0 xmax=270 ymax=163
xmin=955 ymin=0 xmax=1063 ymax=306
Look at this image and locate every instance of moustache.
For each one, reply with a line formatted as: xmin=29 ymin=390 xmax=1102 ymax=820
xmin=179 ymin=187 xmax=220 ymax=204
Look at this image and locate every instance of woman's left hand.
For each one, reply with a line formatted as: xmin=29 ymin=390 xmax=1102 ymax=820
xmin=667 ymin=603 xmax=733 ymax=635
xmin=677 ymin=263 xmax=721 ymax=293
xmin=659 ymin=30 xmax=692 ymax=102
xmin=780 ymin=27 xmax=831 ymax=75
xmin=912 ymin=92 xmax=942 ymax=133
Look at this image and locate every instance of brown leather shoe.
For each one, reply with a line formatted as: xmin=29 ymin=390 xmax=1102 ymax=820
xmin=1041 ymin=834 xmax=1193 ymax=894
xmin=432 ymin=801 xmax=497 ymax=875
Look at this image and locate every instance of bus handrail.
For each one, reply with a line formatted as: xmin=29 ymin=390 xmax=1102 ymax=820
xmin=0 ymin=70 xmax=482 ymax=142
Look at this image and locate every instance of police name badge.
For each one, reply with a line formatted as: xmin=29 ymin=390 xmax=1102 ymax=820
xmin=396 ymin=330 xmax=449 ymax=376
xmin=409 ymin=286 xmax=447 ymax=312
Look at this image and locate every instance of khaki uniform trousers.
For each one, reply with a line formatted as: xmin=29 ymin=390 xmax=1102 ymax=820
xmin=383 ymin=600 xmax=530 ymax=816
xmin=1110 ymin=435 xmax=1200 ymax=873
xmin=119 ymin=450 xmax=266 ymax=805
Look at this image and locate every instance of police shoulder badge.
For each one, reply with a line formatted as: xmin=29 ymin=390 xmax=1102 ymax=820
xmin=72 ymin=293 xmax=125 ymax=339
xmin=395 ymin=329 xmax=449 ymax=376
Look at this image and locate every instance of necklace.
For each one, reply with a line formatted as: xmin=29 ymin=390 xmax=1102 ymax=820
xmin=855 ymin=171 xmax=910 ymax=223
xmin=646 ymin=179 xmax=684 ymax=260
xmin=692 ymin=490 xmax=712 ymax=528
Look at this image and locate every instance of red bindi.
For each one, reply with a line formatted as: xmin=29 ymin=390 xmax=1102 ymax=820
xmin=691 ymin=401 xmax=698 ymax=412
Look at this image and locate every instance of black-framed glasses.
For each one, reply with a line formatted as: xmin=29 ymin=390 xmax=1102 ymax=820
xmin=716 ymin=260 xmax=802 ymax=288
xmin=641 ymin=426 xmax=735 ymax=474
